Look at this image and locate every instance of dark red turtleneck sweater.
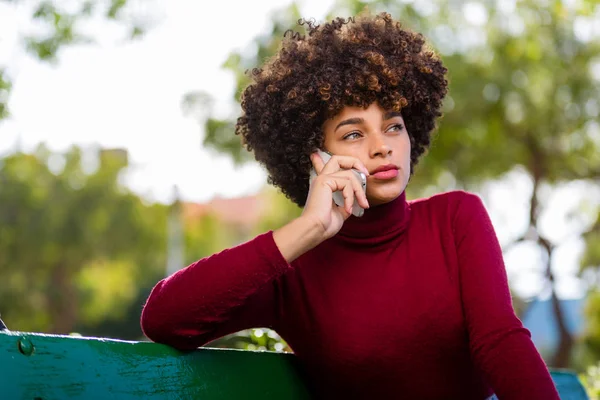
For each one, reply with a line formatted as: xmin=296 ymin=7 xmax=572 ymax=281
xmin=141 ymin=190 xmax=559 ymax=399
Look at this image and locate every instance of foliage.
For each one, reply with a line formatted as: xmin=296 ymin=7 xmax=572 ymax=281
xmin=207 ymin=327 xmax=291 ymax=353
xmin=192 ymin=0 xmax=600 ymax=189
xmin=0 ymin=145 xmax=168 ymax=334
xmin=184 ymin=212 xmax=233 ymax=265
xmin=0 ymin=69 xmax=10 ymax=121
xmin=0 ymin=145 xmax=302 ymax=340
xmin=254 ymin=187 xmax=304 ymax=234
xmin=580 ymin=361 xmax=600 ymax=400
xmin=0 ymin=0 xmax=160 ymax=338
xmin=181 ymin=2 xmax=304 ymax=164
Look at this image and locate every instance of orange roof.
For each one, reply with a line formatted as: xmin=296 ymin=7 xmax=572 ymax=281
xmin=182 ymin=195 xmax=266 ymax=229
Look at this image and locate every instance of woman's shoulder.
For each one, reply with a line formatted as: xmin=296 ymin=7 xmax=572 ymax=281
xmin=408 ymin=190 xmax=487 ymax=224
xmin=409 ymin=189 xmax=482 ymax=209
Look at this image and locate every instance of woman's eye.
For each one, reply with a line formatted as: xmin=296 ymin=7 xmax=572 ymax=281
xmin=343 ymin=131 xmax=362 ymax=140
xmin=388 ymin=124 xmax=405 ymax=132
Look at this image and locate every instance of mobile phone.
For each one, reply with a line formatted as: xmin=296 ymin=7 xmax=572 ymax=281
xmin=309 ymin=149 xmax=367 ymax=217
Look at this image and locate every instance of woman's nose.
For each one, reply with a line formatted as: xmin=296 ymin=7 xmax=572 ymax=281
xmin=371 ymin=138 xmax=392 ymax=157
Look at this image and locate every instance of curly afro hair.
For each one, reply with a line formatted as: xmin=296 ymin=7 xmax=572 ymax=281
xmin=235 ymin=12 xmax=448 ymax=207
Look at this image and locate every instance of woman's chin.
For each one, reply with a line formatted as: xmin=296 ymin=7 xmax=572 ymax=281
xmin=367 ymin=186 xmax=404 ymax=206
xmin=367 ymin=175 xmax=408 ymax=202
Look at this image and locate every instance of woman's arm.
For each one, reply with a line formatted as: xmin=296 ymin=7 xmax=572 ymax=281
xmin=141 ymin=152 xmax=368 ymax=350
xmin=141 ymin=217 xmax=321 ymax=350
xmin=453 ymin=192 xmax=560 ymax=399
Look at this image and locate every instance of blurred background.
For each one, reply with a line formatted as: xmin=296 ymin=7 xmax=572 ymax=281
xmin=1 ymin=0 xmax=600 ymax=394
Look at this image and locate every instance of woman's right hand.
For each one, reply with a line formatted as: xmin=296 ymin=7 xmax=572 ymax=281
xmin=301 ymin=152 xmax=370 ymax=240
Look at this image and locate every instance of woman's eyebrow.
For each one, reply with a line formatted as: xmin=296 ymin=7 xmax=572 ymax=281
xmin=334 ymin=117 xmax=364 ymax=132
xmin=383 ymin=111 xmax=403 ymax=120
xmin=334 ymin=112 xmax=402 ymax=132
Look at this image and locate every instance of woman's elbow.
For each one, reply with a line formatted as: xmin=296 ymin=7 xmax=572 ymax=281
xmin=140 ymin=284 xmax=183 ymax=345
xmin=140 ymin=298 xmax=169 ymax=343
xmin=140 ymin=301 xmax=213 ymax=350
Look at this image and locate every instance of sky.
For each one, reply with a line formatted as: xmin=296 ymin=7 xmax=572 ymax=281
xmin=0 ymin=0 xmax=596 ymax=300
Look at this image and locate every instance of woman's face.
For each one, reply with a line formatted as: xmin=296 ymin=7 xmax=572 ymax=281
xmin=322 ymin=102 xmax=411 ymax=206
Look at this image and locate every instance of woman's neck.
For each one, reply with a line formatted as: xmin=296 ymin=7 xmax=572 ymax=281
xmin=334 ymin=191 xmax=411 ymax=247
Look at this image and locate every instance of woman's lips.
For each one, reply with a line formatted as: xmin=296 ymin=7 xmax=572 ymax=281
xmin=372 ymin=169 xmax=399 ymax=180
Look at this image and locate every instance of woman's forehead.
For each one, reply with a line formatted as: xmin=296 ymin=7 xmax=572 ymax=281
xmin=327 ymin=103 xmax=403 ymax=124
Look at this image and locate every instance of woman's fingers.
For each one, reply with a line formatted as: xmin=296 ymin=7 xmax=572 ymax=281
xmin=329 ymin=170 xmax=369 ymax=209
xmin=316 ymin=172 xmax=368 ymax=213
xmin=321 ymin=176 xmax=354 ymax=215
xmin=320 ymin=154 xmax=369 ymax=177
xmin=307 ymin=152 xmax=369 ymax=220
xmin=310 ymin=152 xmax=326 ymax=175
xmin=341 ymin=182 xmax=355 ymax=214
xmin=310 ymin=152 xmax=369 ymax=177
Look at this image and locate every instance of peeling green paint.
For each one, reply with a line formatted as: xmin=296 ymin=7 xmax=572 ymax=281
xmin=0 ymin=331 xmax=311 ymax=399
xmin=0 ymin=331 xmax=589 ymax=399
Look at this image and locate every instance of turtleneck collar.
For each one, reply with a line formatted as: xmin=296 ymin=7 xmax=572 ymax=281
xmin=334 ymin=190 xmax=411 ymax=247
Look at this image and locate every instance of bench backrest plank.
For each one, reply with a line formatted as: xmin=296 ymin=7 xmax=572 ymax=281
xmin=0 ymin=331 xmax=589 ymax=399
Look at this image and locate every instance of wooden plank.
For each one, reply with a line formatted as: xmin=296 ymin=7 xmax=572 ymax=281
xmin=0 ymin=331 xmax=312 ymax=400
xmin=0 ymin=331 xmax=590 ymax=399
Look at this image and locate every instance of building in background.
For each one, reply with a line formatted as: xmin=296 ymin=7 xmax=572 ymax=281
xmin=166 ymin=190 xmax=268 ymax=276
xmin=182 ymin=194 xmax=267 ymax=235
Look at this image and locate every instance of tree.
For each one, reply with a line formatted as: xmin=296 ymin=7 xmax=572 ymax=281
xmin=0 ymin=1 xmax=167 ymax=339
xmin=184 ymin=211 xmax=237 ymax=266
xmin=580 ymin=209 xmax=600 ymax=364
xmin=185 ymin=0 xmax=600 ymax=368
xmin=0 ymin=145 xmax=168 ymax=334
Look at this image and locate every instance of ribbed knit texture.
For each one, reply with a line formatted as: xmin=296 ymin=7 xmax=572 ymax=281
xmin=141 ymin=190 xmax=559 ymax=399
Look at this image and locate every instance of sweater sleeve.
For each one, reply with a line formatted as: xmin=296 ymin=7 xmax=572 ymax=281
xmin=453 ymin=192 xmax=560 ymax=399
xmin=140 ymin=231 xmax=291 ymax=350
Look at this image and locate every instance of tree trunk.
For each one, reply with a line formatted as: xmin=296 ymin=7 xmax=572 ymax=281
xmin=527 ymin=155 xmax=574 ymax=367
xmin=48 ymin=264 xmax=78 ymax=334
xmin=549 ymin=281 xmax=574 ymax=368
xmin=541 ymin=236 xmax=574 ymax=368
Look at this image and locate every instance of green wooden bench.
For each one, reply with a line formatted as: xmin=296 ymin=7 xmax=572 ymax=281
xmin=0 ymin=330 xmax=590 ymax=399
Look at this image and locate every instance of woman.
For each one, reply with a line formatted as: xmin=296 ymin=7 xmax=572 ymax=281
xmin=141 ymin=13 xmax=559 ymax=399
